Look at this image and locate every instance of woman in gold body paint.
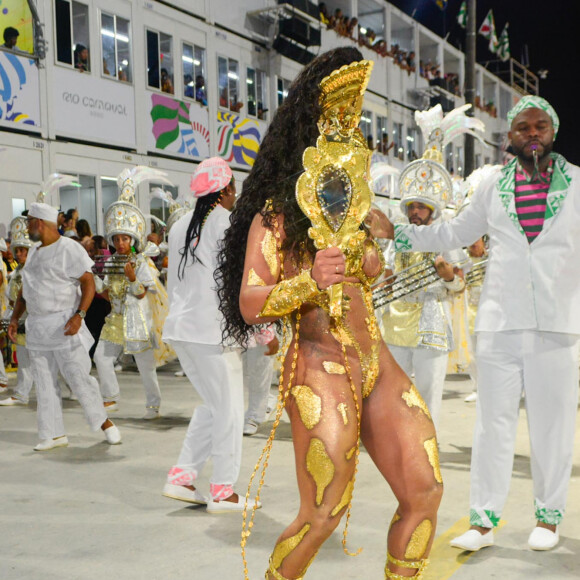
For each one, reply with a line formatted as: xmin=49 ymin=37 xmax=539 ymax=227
xmin=216 ymin=47 xmax=442 ymax=580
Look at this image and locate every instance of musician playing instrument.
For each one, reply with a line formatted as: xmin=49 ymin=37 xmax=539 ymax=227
xmin=0 ymin=217 xmax=35 ymax=406
xmin=93 ymin=166 xmax=171 ymax=420
xmin=218 ymin=48 xmax=442 ymax=580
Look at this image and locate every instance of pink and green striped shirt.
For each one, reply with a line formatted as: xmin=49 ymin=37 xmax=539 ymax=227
xmin=515 ymin=159 xmax=554 ymax=243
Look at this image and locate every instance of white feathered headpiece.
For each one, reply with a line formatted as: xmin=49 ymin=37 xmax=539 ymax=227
xmin=150 ymin=186 xmax=194 ymax=233
xmin=37 ymin=173 xmax=80 ymax=204
xmin=104 ymin=166 xmax=173 ymax=251
xmin=398 ymin=104 xmax=486 ymax=220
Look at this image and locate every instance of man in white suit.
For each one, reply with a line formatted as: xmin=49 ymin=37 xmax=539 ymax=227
xmin=371 ymin=96 xmax=579 ymax=552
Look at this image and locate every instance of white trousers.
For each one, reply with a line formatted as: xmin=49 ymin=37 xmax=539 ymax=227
xmin=28 ymin=343 xmax=107 ymax=440
xmin=13 ymin=344 xmax=34 ymax=403
xmin=467 ymin=333 xmax=478 ymax=391
xmin=242 ymin=344 xmax=275 ymax=424
xmin=389 ymin=345 xmax=449 ymax=429
xmin=470 ymin=330 xmax=579 ymax=527
xmin=0 ymin=350 xmax=7 ymax=384
xmin=93 ymin=341 xmax=161 ymax=409
xmin=170 ymin=341 xmax=243 ymax=487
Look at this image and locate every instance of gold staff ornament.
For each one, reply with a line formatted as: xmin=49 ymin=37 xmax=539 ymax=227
xmin=295 ymin=59 xmax=375 ymax=317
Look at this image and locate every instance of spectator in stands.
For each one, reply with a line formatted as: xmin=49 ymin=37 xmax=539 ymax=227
xmin=161 ymin=68 xmax=174 ymax=94
xmin=2 ymin=27 xmax=22 ymax=51
xmin=406 ymin=51 xmax=416 ymax=75
xmin=57 ymin=212 xmax=66 ymax=235
xmin=257 ymin=102 xmax=268 ymax=120
xmin=195 ymin=75 xmax=207 ymax=106
xmin=328 ymin=8 xmax=343 ymax=30
xmin=430 ymin=69 xmax=444 ymax=88
xmin=74 ymin=44 xmax=89 ymax=72
xmin=184 ymin=74 xmax=194 ymax=98
xmin=319 ymin=3 xmax=330 ymax=26
xmin=381 ymin=133 xmax=395 ymax=156
xmin=346 ymin=17 xmax=358 ymax=39
xmin=366 ymin=135 xmax=375 ymax=151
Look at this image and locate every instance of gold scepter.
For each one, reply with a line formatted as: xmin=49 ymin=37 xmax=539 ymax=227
xmin=295 ymin=60 xmax=375 ymax=318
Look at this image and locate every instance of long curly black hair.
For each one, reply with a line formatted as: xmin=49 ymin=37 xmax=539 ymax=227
xmin=216 ymin=47 xmax=363 ymax=346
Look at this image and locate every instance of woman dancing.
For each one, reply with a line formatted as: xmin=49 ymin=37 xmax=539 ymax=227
xmin=217 ymin=47 xmax=442 ymax=580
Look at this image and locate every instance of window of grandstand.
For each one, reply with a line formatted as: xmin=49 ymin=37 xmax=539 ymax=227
xmin=246 ymin=67 xmax=267 ymax=120
xmin=375 ymin=114 xmax=388 ymax=152
xmin=392 ymin=122 xmax=403 ymax=160
xmin=100 ymin=12 xmax=132 ymax=82
xmin=276 ymin=77 xmax=291 ymax=106
xmin=147 ymin=29 xmax=174 ymax=94
xmin=218 ymin=56 xmax=242 ymax=112
xmin=182 ymin=43 xmax=206 ymax=105
xmin=59 ymin=174 xmax=97 ymax=234
xmin=406 ymin=127 xmax=419 ymax=161
xmin=1 ymin=2 xmax=34 ymax=55
xmin=360 ymin=109 xmax=373 ymax=147
xmin=55 ymin=0 xmax=90 ymax=71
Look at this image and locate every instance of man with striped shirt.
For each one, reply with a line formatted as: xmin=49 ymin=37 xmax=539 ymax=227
xmin=371 ymin=96 xmax=580 ymax=553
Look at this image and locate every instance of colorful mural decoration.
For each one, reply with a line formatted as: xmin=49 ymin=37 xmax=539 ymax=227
xmin=150 ymin=93 xmax=210 ymax=159
xmin=0 ymin=51 xmax=39 ymax=126
xmin=0 ymin=0 xmax=34 ymax=53
xmin=217 ymin=111 xmax=261 ymax=167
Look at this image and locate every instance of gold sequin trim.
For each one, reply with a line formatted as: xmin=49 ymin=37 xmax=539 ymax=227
xmin=389 ymin=512 xmax=402 ymax=531
xmin=291 ymin=385 xmax=322 ymax=430
xmin=346 ymin=446 xmax=356 ymax=461
xmin=306 ymin=438 xmax=335 ymax=506
xmin=259 ymin=271 xmax=319 ymax=318
xmin=248 ymin=268 xmax=267 ymax=286
xmin=405 ymin=520 xmax=432 ymax=560
xmin=322 ymin=361 xmax=346 ymax=375
xmin=337 ymin=402 xmax=348 ymax=425
xmin=331 ymin=478 xmax=354 ymax=517
xmin=402 ymin=384 xmax=432 ymax=420
xmin=270 ymin=523 xmax=311 ymax=571
xmin=261 ymin=229 xmax=279 ymax=277
xmin=423 ymin=437 xmax=443 ymax=484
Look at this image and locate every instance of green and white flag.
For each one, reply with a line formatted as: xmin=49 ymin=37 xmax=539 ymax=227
xmin=478 ymin=9 xmax=499 ymax=53
xmin=457 ymin=1 xmax=467 ymax=28
xmin=497 ymin=23 xmax=511 ymax=61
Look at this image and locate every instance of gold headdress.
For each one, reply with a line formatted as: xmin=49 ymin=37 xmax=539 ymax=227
xmin=296 ymin=60 xmax=374 ymax=316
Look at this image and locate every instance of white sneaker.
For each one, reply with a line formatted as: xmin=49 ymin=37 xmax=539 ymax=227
xmin=0 ymin=384 xmax=8 ymax=394
xmin=114 ymin=364 xmax=123 ymax=372
xmin=174 ymin=370 xmax=185 ymax=377
xmin=450 ymin=529 xmax=494 ymax=551
xmin=243 ymin=419 xmax=259 ymax=436
xmin=162 ymin=483 xmax=208 ymax=505
xmin=104 ymin=401 xmax=119 ymax=412
xmin=206 ymin=495 xmax=262 ymax=514
xmin=0 ymin=396 xmax=26 ymax=406
xmin=143 ymin=408 xmax=160 ymax=420
xmin=103 ymin=425 xmax=122 ymax=445
xmin=528 ymin=527 xmax=559 ymax=550
xmin=34 ymin=436 xmax=69 ymax=451
xmin=464 ymin=392 xmax=478 ymax=403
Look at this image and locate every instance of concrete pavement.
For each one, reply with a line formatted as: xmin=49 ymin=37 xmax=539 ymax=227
xmin=0 ymin=365 xmax=578 ymax=579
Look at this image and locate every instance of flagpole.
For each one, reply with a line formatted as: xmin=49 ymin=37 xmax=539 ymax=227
xmin=464 ymin=0 xmax=476 ymax=177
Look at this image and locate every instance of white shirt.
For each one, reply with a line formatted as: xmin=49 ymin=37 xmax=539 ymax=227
xmin=22 ymin=236 xmax=94 ymax=316
xmin=163 ymin=205 xmax=230 ymax=345
xmin=395 ymin=159 xmax=580 ymax=334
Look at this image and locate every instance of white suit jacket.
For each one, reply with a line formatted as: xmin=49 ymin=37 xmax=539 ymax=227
xmin=394 ymin=154 xmax=580 ymax=335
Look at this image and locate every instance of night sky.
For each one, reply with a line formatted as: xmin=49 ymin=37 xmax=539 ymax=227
xmin=388 ymin=0 xmax=578 ymax=164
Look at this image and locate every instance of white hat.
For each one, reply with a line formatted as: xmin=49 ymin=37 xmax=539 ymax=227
xmin=28 ymin=202 xmax=59 ymax=223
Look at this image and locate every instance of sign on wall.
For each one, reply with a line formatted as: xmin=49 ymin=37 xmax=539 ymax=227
xmin=0 ymin=52 xmax=40 ymax=127
xmin=53 ymin=67 xmax=136 ymax=147
xmin=148 ymin=93 xmax=210 ymax=159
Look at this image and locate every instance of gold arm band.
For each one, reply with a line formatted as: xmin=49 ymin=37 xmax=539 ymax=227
xmin=258 ymin=270 xmax=320 ymax=318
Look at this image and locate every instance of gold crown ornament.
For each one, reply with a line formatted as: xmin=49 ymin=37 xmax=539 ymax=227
xmin=317 ymin=60 xmax=373 ymax=141
xmin=296 ymin=60 xmax=375 ymax=317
